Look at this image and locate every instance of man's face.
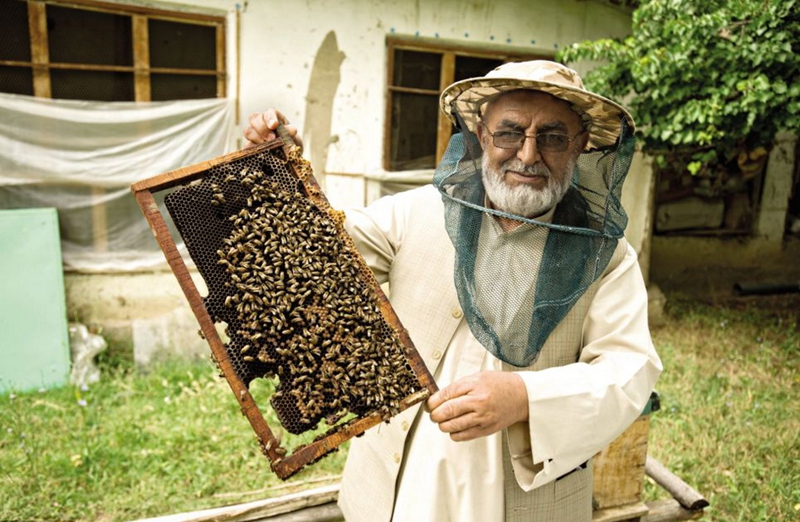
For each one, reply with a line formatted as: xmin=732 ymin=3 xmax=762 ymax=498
xmin=476 ymin=90 xmax=588 ymax=218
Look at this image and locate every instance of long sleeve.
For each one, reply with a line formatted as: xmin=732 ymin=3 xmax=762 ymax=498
xmin=507 ymin=242 xmax=662 ymax=490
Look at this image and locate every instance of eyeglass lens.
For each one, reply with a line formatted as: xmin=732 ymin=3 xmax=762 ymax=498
xmin=493 ymin=131 xmax=570 ymax=152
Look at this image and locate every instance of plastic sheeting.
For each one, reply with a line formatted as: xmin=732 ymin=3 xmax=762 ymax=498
xmin=0 ymin=92 xmax=235 ymax=272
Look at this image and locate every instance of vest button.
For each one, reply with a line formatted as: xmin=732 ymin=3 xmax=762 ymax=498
xmin=451 ymin=308 xmax=463 ymax=319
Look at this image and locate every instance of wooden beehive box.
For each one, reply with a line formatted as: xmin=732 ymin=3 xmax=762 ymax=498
xmin=592 ymin=393 xmax=660 ymax=521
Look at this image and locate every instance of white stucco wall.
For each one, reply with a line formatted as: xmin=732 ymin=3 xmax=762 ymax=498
xmin=67 ymin=0 xmax=639 ymax=362
xmin=184 ymin=0 xmax=633 ymax=197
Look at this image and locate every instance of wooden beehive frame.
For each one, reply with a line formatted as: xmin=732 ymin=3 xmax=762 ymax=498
xmin=131 ymin=135 xmax=437 ymax=479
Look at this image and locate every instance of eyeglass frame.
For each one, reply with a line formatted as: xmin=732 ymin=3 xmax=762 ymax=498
xmin=480 ymin=125 xmax=586 ymax=153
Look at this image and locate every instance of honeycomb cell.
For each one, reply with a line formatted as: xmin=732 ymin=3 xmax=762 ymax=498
xmin=165 ymin=147 xmax=424 ymax=436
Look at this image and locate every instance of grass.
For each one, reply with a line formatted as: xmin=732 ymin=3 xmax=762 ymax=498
xmin=0 ymin=294 xmax=797 ymax=521
xmin=643 ymin=294 xmax=799 ymax=521
xmin=0 ymin=362 xmax=346 ymax=522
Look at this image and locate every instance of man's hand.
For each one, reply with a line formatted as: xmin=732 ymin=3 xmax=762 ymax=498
xmin=426 ymin=371 xmax=529 ymax=441
xmin=243 ymin=108 xmax=303 ymax=149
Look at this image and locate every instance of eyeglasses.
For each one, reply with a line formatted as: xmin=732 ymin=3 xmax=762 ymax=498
xmin=485 ymin=128 xmax=583 ymax=152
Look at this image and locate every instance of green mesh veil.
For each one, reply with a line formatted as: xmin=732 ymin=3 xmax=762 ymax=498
xmin=432 ymin=108 xmax=635 ymax=367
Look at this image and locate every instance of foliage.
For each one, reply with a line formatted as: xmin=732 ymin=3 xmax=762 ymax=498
xmin=559 ymin=0 xmax=800 ymax=177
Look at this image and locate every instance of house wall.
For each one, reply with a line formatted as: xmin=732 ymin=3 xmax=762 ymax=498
xmin=60 ymin=0 xmax=654 ymax=362
xmin=649 ymin=133 xmax=800 ymax=299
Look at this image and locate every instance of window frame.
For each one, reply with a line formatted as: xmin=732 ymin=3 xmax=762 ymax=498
xmin=2 ymin=0 xmax=226 ymax=102
xmin=0 ymin=0 xmax=226 ymax=257
xmin=384 ymin=36 xmax=549 ymax=171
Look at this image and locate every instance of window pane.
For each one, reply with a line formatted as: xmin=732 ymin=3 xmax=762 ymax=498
xmin=151 ymin=73 xmax=217 ymax=100
xmin=392 ymin=50 xmax=440 ymax=90
xmin=0 ymin=0 xmax=32 ymax=62
xmin=149 ymin=19 xmax=216 ymax=70
xmin=47 ymin=5 xmax=133 ymax=66
xmin=389 ymin=92 xmax=439 ymax=170
xmin=50 ymin=69 xmax=134 ymax=101
xmin=0 ymin=66 xmax=34 ymax=95
xmin=455 ymin=56 xmax=504 ymax=82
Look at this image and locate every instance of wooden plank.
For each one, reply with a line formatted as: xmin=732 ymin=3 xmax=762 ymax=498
xmin=387 ymin=35 xmax=552 ymax=62
xmin=436 ymin=52 xmax=456 ymax=165
xmin=644 ymin=499 xmax=705 ymax=522
xmin=593 ymin=415 xmax=651 ymax=508
xmin=28 ymin=1 xmax=51 ymax=98
xmin=133 ymin=15 xmax=151 ymax=102
xmin=646 ymin=457 xmax=709 ymax=510
xmin=27 ymin=62 xmax=221 ymax=76
xmin=216 ymin=23 xmax=226 ymax=98
xmin=130 ymin=139 xmax=284 ymax=192
xmin=383 ymin=39 xmax=396 ymax=171
xmin=387 ymin=85 xmax=440 ymax=96
xmin=592 ymin=502 xmax=648 ymax=522
xmin=130 ymin=484 xmax=341 ymax=522
xmin=46 ymin=0 xmax=226 ymax=24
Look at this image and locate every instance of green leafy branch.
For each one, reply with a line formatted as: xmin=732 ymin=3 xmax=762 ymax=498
xmin=559 ymin=0 xmax=799 ymax=177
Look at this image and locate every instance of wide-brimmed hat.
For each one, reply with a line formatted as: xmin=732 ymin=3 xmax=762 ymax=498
xmin=440 ymin=60 xmax=634 ymax=150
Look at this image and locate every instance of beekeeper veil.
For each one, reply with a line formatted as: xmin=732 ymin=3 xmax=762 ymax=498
xmin=433 ymin=61 xmax=636 ymax=367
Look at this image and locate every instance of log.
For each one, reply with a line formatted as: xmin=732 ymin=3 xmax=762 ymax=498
xmin=645 ymin=499 xmax=705 ymax=522
xmin=645 ymin=457 xmax=709 ymax=510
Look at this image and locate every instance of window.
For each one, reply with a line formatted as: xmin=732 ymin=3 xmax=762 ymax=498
xmin=0 ymin=0 xmax=227 ymax=270
xmin=0 ymin=0 xmax=226 ymax=102
xmin=385 ymin=37 xmax=548 ymax=171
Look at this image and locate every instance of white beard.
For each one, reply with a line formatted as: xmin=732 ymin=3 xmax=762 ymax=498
xmin=481 ymin=155 xmax=574 ymax=217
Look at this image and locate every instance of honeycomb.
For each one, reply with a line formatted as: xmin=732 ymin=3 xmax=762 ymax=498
xmin=163 ymin=147 xmax=424 ymax=436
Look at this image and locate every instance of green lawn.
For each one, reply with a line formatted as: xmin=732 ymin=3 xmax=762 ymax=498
xmin=1 ymin=294 xmax=797 ymax=521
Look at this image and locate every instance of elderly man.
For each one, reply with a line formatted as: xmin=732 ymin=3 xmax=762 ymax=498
xmin=244 ymin=60 xmax=662 ymax=522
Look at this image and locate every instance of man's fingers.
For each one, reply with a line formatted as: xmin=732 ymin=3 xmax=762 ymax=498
xmin=244 ymin=111 xmax=302 ymax=149
xmin=427 ymin=378 xmax=470 ymax=411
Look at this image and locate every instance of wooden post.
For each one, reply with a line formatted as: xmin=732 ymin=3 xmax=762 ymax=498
xmin=436 ymin=52 xmax=455 ymax=164
xmin=28 ymin=1 xmax=51 ymax=98
xmin=133 ymin=15 xmax=151 ymax=102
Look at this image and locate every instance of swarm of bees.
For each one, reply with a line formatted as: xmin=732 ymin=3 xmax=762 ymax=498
xmin=203 ymin=161 xmax=422 ymax=435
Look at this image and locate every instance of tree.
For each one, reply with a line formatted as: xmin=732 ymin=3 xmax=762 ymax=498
xmin=558 ymin=0 xmax=799 ymax=179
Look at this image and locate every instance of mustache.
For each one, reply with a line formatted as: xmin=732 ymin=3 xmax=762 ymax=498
xmin=502 ymin=160 xmax=551 ymax=177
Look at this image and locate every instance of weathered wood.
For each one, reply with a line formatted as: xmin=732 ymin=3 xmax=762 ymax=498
xmin=47 ymin=0 xmax=226 ymax=24
xmin=28 ymin=1 xmax=51 ymax=98
xmin=133 ymin=15 xmax=151 ymax=102
xmin=593 ymin=415 xmax=651 ymax=508
xmin=644 ymin=499 xmax=705 ymax=522
xmin=131 ymin=485 xmax=341 ymax=522
xmin=216 ymin=23 xmax=226 ymax=98
xmin=436 ymin=52 xmax=456 ymax=165
xmin=592 ymin=502 xmax=648 ymax=522
xmin=258 ymin=503 xmax=342 ymax=522
xmin=645 ymin=457 xmax=709 ymax=510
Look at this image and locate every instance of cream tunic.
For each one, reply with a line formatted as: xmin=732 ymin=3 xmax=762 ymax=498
xmin=338 ymin=185 xmax=661 ymax=522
